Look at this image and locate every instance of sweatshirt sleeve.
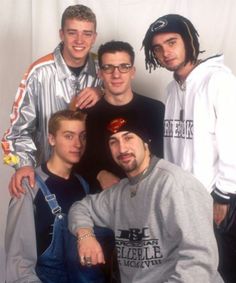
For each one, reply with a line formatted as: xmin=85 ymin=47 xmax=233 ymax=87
xmin=160 ymin=174 xmax=221 ymax=282
xmin=1 ymin=69 xmax=38 ymax=169
xmin=68 ymin=188 xmax=115 ymax=236
xmin=5 ymin=179 xmax=41 ymax=283
xmin=211 ymin=71 xmax=236 ymax=201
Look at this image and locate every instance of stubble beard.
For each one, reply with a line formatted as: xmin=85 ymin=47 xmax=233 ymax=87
xmin=118 ymin=157 xmax=137 ymax=173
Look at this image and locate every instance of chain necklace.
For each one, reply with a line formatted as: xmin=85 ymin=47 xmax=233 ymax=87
xmin=176 ymin=81 xmax=186 ymax=122
xmin=174 ymin=60 xmax=202 ymax=121
xmin=129 ymin=167 xmax=149 ymax=198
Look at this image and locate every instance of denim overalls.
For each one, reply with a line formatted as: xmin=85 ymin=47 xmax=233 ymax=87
xmin=35 ymin=174 xmax=107 ymax=283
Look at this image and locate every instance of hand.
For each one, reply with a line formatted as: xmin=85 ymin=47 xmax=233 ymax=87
xmin=97 ymin=170 xmax=120 ymax=190
xmin=69 ymin=87 xmax=103 ymax=110
xmin=213 ymin=202 xmax=229 ymax=225
xmin=77 ymin=228 xmax=105 ymax=265
xmin=9 ymin=166 xmax=35 ymax=198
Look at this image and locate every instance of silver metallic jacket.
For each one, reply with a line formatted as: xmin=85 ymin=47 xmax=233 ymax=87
xmin=1 ymin=43 xmax=100 ymax=169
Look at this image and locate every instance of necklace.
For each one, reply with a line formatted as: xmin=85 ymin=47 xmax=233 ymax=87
xmin=174 ymin=60 xmax=202 ymax=121
xmin=129 ymin=167 xmax=149 ymax=198
xmin=176 ymin=81 xmax=186 ymax=121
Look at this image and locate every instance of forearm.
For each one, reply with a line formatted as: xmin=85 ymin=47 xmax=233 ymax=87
xmin=2 ymin=119 xmax=37 ymax=169
xmin=2 ymin=77 xmax=38 ymax=169
xmin=68 ymin=192 xmax=113 ymax=236
xmin=68 ymin=199 xmax=95 ymax=236
xmin=5 ymin=184 xmax=40 ymax=282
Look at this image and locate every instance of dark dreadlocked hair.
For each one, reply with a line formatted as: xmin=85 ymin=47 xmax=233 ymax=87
xmin=142 ymin=14 xmax=203 ymax=73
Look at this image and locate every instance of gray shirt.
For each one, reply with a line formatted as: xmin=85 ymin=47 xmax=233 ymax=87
xmin=69 ymin=157 xmax=223 ymax=283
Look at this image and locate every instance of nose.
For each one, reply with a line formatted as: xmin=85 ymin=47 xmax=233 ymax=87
xmin=112 ymin=67 xmax=121 ymax=78
xmin=118 ymin=139 xmax=127 ymax=153
xmin=75 ymin=32 xmax=83 ymax=43
xmin=73 ymin=136 xmax=82 ymax=148
xmin=162 ymin=46 xmax=170 ymax=58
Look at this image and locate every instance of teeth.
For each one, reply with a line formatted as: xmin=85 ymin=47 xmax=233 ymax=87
xmin=74 ymin=47 xmax=84 ymax=51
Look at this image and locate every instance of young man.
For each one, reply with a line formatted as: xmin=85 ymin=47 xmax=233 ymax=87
xmin=5 ymin=110 xmax=108 ymax=283
xmin=142 ymin=14 xmax=236 ymax=282
xmin=1 ymin=4 xmax=102 ymax=197
xmin=75 ymin=40 xmax=164 ymax=191
xmin=68 ymin=114 xmax=223 ymax=283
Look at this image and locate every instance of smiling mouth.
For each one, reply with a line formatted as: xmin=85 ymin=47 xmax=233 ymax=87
xmin=164 ymin=58 xmax=176 ymax=65
xmin=118 ymin=154 xmax=133 ymax=162
xmin=73 ymin=46 xmax=85 ymax=51
xmin=70 ymin=151 xmax=81 ymax=156
xmin=111 ymin=82 xmax=123 ymax=87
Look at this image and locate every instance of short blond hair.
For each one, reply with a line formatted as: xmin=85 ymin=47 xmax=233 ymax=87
xmin=48 ymin=110 xmax=86 ymax=136
xmin=61 ymin=4 xmax=97 ymax=30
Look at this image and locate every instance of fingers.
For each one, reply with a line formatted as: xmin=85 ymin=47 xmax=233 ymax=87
xmin=213 ymin=202 xmax=229 ymax=225
xmin=68 ymin=95 xmax=78 ymax=111
xmin=97 ymin=249 xmax=106 ymax=264
xmin=78 ymin=236 xmax=105 ymax=266
xmin=97 ymin=170 xmax=120 ymax=190
xmin=8 ymin=174 xmax=17 ymax=198
xmin=76 ymin=87 xmax=101 ymax=109
xmin=9 ymin=173 xmax=25 ymax=198
xmin=80 ymin=256 xmax=93 ymax=267
xmin=80 ymin=250 xmax=105 ymax=266
xmin=28 ymin=170 xmax=35 ymax=188
xmin=8 ymin=166 xmax=35 ymax=198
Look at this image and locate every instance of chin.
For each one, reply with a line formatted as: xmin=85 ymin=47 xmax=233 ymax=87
xmin=67 ymin=156 xmax=81 ymax=164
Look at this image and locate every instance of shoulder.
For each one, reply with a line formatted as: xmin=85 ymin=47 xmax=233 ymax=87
xmin=86 ymin=98 xmax=111 ymax=118
xmin=73 ymin=173 xmax=90 ymax=194
xmin=193 ymin=55 xmax=234 ymax=82
xmin=133 ymin=93 xmax=165 ymax=110
xmin=154 ymin=159 xmax=209 ymax=197
xmin=24 ymin=53 xmax=55 ymax=79
xmin=35 ymin=166 xmax=50 ymax=182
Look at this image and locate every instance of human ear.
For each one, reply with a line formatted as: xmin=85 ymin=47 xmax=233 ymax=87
xmin=48 ymin=134 xmax=56 ymax=147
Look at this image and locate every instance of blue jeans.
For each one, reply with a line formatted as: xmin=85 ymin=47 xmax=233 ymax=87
xmin=36 ymin=214 xmax=107 ymax=283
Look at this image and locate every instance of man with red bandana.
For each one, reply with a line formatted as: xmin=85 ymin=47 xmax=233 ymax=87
xmin=68 ymin=114 xmax=223 ymax=283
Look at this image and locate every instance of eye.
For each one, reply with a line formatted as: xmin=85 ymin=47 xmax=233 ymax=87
xmin=64 ymin=134 xmax=73 ymax=140
xmin=80 ymin=132 xmax=87 ymax=142
xmin=168 ymin=40 xmax=176 ymax=47
xmin=152 ymin=45 xmax=162 ymax=54
xmin=67 ymin=31 xmax=76 ymax=36
xmin=109 ymin=139 xmax=117 ymax=146
xmin=119 ymin=64 xmax=132 ymax=72
xmin=101 ymin=64 xmax=113 ymax=71
xmin=124 ymin=134 xmax=133 ymax=141
xmin=83 ymin=31 xmax=93 ymax=37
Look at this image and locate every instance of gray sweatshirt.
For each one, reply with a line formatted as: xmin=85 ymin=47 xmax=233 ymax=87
xmin=69 ymin=157 xmax=223 ymax=283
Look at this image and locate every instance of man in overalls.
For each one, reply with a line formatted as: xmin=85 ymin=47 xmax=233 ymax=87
xmin=5 ymin=110 xmax=112 ymax=282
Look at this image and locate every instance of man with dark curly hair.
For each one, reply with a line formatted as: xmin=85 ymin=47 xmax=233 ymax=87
xmin=143 ymin=14 xmax=236 ymax=283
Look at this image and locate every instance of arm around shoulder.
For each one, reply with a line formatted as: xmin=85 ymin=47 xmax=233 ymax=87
xmin=5 ymin=180 xmax=41 ymax=283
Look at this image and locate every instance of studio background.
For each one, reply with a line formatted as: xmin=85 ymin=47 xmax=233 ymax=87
xmin=0 ymin=0 xmax=236 ymax=280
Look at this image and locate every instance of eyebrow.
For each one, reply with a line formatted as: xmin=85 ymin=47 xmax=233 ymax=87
xmin=62 ymin=130 xmax=75 ymax=134
xmin=66 ymin=28 xmax=94 ymax=33
xmin=109 ymin=131 xmax=131 ymax=141
xmin=153 ymin=36 xmax=179 ymax=47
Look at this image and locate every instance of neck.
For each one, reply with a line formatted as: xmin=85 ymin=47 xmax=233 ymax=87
xmin=127 ymin=152 xmax=151 ymax=178
xmin=46 ymin=156 xmax=72 ymax=179
xmin=104 ymin=90 xmax=133 ymax=106
xmin=174 ymin=61 xmax=198 ymax=83
xmin=62 ymin=49 xmax=88 ymax=68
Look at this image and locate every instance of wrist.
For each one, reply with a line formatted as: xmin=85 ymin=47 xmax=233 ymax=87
xmin=77 ymin=228 xmax=95 ymax=242
xmin=211 ymin=188 xmax=231 ymax=204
